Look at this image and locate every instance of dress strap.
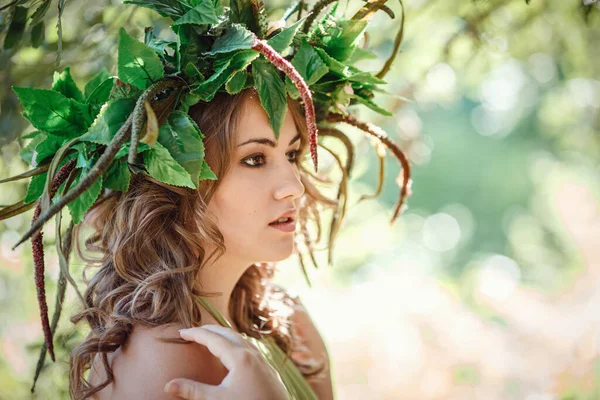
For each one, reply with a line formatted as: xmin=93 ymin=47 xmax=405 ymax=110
xmin=196 ymin=295 xmax=234 ymax=329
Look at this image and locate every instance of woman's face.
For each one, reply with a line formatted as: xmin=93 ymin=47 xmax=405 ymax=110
xmin=206 ymin=94 xmax=305 ymax=263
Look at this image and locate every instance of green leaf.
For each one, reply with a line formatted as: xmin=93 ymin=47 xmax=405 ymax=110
xmin=144 ymin=142 xmax=195 ymax=188
xmin=285 ymin=77 xmax=300 ymax=100
xmin=290 ymin=40 xmax=329 ymax=86
xmin=123 ymin=0 xmax=187 ymax=19
xmin=313 ymin=47 xmax=350 ymax=78
xmin=52 ymin=67 xmax=84 ymax=103
xmin=172 ymin=0 xmax=219 ymax=26
xmin=192 ymin=49 xmax=258 ymax=101
xmin=229 ymin=0 xmax=261 ymax=36
xmin=322 ymin=20 xmax=368 ymax=62
xmin=351 ymin=94 xmax=393 ymax=116
xmin=33 ymin=134 xmax=69 ymax=166
xmin=118 ymin=27 xmax=164 ymax=90
xmin=30 ymin=0 xmax=51 ymax=26
xmin=30 ymin=21 xmax=45 ymax=48
xmin=19 ymin=132 xmax=46 ymax=166
xmin=199 ymin=160 xmax=217 ymax=180
xmin=66 ymin=168 xmax=103 ymax=225
xmin=226 ymin=70 xmax=247 ymax=94
xmin=347 ymin=69 xmax=386 ymax=85
xmin=158 ymin=111 xmax=206 ymax=187
xmin=86 ymin=78 xmax=115 ymax=109
xmin=79 ymin=99 xmax=136 ymax=145
xmin=12 ymin=87 xmax=90 ymax=136
xmin=24 ymin=153 xmax=77 ymax=204
xmin=22 ymin=131 xmax=41 ymax=139
xmin=4 ymin=6 xmax=27 ymax=50
xmin=347 ymin=46 xmax=378 ymax=64
xmin=73 ymin=142 xmax=98 ymax=169
xmin=103 ymin=159 xmax=131 ymax=192
xmin=115 ymin=142 xmax=151 ymax=159
xmin=252 ymin=58 xmax=287 ymax=140
xmin=175 ymin=25 xmax=209 ymax=71
xmin=267 ymin=16 xmax=308 ymax=53
xmin=24 ymin=172 xmax=47 ymax=204
xmin=184 ymin=62 xmax=204 ymax=79
xmin=84 ymin=68 xmax=110 ymax=99
xmin=203 ymin=23 xmax=254 ymax=56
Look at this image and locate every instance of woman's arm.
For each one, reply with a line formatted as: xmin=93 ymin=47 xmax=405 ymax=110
xmin=290 ymin=296 xmax=335 ymax=400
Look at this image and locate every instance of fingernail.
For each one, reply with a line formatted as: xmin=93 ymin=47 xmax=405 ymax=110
xmin=164 ymin=381 xmax=179 ymax=393
xmin=179 ymin=328 xmax=190 ymax=334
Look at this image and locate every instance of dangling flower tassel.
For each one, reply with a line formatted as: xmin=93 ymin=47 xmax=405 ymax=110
xmin=326 ymin=113 xmax=412 ymax=225
xmin=30 ymin=158 xmax=76 ymax=363
xmin=251 ymin=38 xmax=319 ymax=173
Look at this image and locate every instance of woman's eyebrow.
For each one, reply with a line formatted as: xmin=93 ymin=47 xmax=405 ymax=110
xmin=237 ymin=133 xmax=301 ymax=148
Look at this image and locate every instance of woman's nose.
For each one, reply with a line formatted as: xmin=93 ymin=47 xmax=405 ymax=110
xmin=273 ymin=164 xmax=305 ymax=201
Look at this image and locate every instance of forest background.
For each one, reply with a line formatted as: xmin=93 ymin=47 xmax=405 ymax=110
xmin=0 ymin=0 xmax=599 ymax=399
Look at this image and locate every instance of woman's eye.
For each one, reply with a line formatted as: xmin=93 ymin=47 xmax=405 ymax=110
xmin=242 ymin=150 xmax=301 ymax=168
xmin=242 ymin=154 xmax=266 ymax=167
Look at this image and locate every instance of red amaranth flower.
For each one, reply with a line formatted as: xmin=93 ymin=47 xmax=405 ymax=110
xmin=31 ymin=159 xmax=77 ymax=362
xmin=251 ymin=37 xmax=319 ymax=173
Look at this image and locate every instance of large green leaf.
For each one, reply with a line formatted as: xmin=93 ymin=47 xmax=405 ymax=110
xmin=78 ymin=99 xmax=136 ymax=145
xmin=322 ymin=20 xmax=368 ymax=62
xmin=52 ymin=67 xmax=84 ymax=102
xmin=12 ymin=87 xmax=90 ymax=136
xmin=144 ymin=142 xmax=195 ymax=188
xmin=266 ymin=15 xmax=308 ymax=53
xmin=192 ymin=49 xmax=258 ymax=101
xmin=158 ymin=111 xmax=206 ymax=187
xmin=203 ymin=23 xmax=254 ymax=56
xmin=66 ymin=167 xmax=103 ymax=225
xmin=291 ymin=39 xmax=329 ymax=85
xmin=34 ymin=134 xmax=70 ymax=166
xmin=84 ymin=68 xmax=110 ymax=99
xmin=252 ymin=58 xmax=287 ymax=140
xmin=103 ymin=159 xmax=131 ymax=192
xmin=172 ymin=0 xmax=219 ymax=26
xmin=118 ymin=28 xmax=165 ymax=90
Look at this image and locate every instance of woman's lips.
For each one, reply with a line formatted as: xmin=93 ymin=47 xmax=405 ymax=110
xmin=268 ymin=219 xmax=296 ymax=233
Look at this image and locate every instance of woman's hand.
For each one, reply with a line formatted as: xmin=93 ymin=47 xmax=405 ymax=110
xmin=163 ymin=325 xmax=288 ymax=400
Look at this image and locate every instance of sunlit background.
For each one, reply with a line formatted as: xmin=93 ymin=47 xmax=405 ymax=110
xmin=1 ymin=0 xmax=599 ymax=399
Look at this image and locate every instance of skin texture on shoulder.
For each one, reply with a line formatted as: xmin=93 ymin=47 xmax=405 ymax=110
xmin=88 ymin=323 xmax=228 ymax=400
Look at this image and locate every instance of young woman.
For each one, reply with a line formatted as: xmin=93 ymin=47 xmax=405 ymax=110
xmin=71 ymin=88 xmax=335 ymax=399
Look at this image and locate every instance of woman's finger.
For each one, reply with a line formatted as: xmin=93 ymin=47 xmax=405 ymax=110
xmin=178 ymin=326 xmax=245 ymax=370
xmin=200 ymin=324 xmax=258 ymax=350
xmin=164 ymin=378 xmax=217 ymax=400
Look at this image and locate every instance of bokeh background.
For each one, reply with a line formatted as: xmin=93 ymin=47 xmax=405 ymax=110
xmin=1 ymin=0 xmax=599 ymax=399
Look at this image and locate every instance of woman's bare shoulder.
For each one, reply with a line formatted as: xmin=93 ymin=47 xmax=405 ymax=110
xmin=89 ymin=324 xmax=228 ymax=400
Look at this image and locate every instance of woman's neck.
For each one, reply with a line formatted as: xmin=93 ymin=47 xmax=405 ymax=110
xmin=194 ymin=249 xmax=254 ymax=330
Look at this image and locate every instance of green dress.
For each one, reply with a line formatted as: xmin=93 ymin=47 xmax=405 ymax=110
xmin=196 ymin=296 xmax=318 ymax=400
